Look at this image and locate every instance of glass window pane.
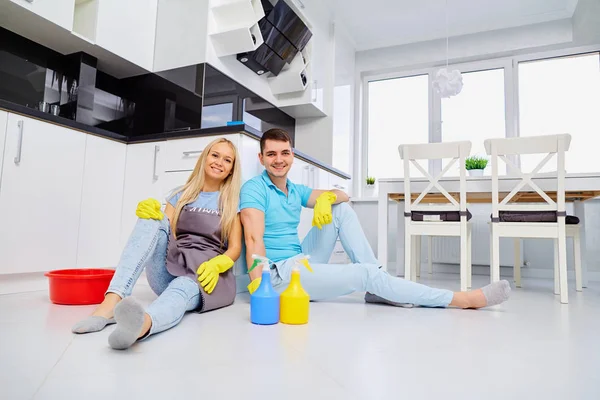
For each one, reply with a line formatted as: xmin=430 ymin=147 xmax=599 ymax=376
xmin=441 ymin=68 xmax=506 ymax=175
xmin=519 ymin=53 xmax=600 ymax=174
xmin=368 ymin=74 xmax=429 ymax=180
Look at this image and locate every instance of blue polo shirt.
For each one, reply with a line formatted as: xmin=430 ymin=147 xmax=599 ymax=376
xmin=240 ymin=170 xmax=312 ymax=263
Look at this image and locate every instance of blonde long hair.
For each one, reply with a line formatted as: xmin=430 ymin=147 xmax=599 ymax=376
xmin=170 ymin=138 xmax=241 ymax=244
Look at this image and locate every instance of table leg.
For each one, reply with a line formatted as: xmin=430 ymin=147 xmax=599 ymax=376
xmin=573 ymin=200 xmax=588 ymax=288
xmin=377 ymin=188 xmax=390 ymax=271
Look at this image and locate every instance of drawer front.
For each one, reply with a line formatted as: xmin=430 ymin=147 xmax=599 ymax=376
xmin=164 ymin=135 xmax=239 ymax=172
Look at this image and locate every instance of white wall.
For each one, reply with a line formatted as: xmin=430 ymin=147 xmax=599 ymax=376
xmin=573 ymin=0 xmax=600 ymax=44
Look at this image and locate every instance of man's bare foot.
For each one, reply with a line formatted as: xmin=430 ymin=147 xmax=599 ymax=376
xmin=449 ymin=281 xmax=511 ymax=309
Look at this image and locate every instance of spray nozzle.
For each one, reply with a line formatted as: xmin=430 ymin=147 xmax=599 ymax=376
xmin=292 ymin=254 xmax=313 ymax=272
xmin=248 ymin=254 xmax=272 ymax=273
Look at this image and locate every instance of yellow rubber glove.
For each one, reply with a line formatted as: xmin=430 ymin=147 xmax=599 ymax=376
xmin=196 ymin=254 xmax=235 ymax=294
xmin=247 ymin=278 xmax=262 ymax=294
xmin=312 ymin=191 xmax=337 ymax=229
xmin=136 ymin=198 xmax=164 ymax=220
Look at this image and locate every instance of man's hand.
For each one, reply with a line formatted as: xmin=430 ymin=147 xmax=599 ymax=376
xmin=312 ymin=191 xmax=337 ymax=229
xmin=196 ymin=254 xmax=234 ymax=294
xmin=136 ymin=198 xmax=164 ymax=220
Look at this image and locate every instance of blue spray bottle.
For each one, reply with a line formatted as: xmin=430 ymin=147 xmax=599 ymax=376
xmin=249 ymin=254 xmax=280 ymax=325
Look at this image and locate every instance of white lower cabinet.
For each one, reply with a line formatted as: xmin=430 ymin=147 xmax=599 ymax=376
xmin=120 ymin=141 xmax=166 ymax=248
xmin=0 ymin=114 xmax=86 ymax=273
xmin=76 ymin=135 xmax=127 ymax=268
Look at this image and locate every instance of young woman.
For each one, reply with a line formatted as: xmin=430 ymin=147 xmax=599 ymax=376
xmin=72 ymin=137 xmax=242 ymax=350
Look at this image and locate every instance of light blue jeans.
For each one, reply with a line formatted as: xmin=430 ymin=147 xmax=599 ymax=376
xmin=107 ymin=217 xmax=200 ymax=336
xmin=272 ymin=203 xmax=454 ymax=307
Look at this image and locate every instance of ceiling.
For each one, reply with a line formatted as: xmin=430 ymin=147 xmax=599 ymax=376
xmin=325 ymin=0 xmax=580 ymax=51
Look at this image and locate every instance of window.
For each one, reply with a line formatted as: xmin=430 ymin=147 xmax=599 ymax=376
xmin=367 ymin=74 xmax=429 ymax=180
xmin=519 ymin=53 xmax=600 ymax=173
xmin=441 ymin=68 xmax=506 ymax=175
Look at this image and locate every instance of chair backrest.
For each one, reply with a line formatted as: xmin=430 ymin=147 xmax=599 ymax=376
xmin=398 ymin=141 xmax=471 ymax=214
xmin=484 ymin=134 xmax=571 ymax=217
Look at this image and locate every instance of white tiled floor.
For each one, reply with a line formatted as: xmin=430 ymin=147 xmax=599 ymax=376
xmin=1 ymin=274 xmax=600 ymax=400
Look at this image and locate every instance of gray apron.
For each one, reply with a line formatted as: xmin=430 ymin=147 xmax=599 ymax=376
xmin=166 ymin=206 xmax=236 ymax=312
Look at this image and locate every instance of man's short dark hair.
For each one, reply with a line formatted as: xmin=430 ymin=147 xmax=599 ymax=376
xmin=260 ymin=128 xmax=292 ymax=154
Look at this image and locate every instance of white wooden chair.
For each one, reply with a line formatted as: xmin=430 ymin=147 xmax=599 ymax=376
xmin=513 ymin=225 xmax=582 ymax=293
xmin=485 ymin=134 xmax=576 ymax=304
xmin=398 ymin=141 xmax=473 ymax=291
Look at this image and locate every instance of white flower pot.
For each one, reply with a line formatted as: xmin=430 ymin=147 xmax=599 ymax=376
xmin=468 ymin=169 xmax=484 ymax=177
xmin=364 ymin=184 xmax=376 ymax=197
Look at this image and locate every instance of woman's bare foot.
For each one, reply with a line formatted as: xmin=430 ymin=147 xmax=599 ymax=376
xmin=71 ymin=293 xmax=122 ymax=334
xmin=91 ymin=292 xmax=122 ymax=319
xmin=449 ymin=280 xmax=511 ymax=309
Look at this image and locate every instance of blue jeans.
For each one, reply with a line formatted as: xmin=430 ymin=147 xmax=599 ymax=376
xmin=272 ymin=203 xmax=454 ymax=307
xmin=107 ymin=217 xmax=200 ymax=336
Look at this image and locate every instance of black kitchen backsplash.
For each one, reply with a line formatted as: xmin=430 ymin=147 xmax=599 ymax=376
xmin=0 ymin=27 xmax=295 ymax=140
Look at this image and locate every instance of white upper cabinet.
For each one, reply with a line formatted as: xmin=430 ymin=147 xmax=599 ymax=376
xmin=94 ymin=0 xmax=158 ymax=71
xmin=275 ymin=0 xmax=334 ymax=118
xmin=10 ymin=0 xmax=75 ymax=31
xmin=153 ymin=0 xmax=210 ymax=72
xmin=0 ymin=113 xmax=86 ymax=273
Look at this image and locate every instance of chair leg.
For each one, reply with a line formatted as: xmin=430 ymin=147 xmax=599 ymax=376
xmin=428 ymin=236 xmax=433 ymax=275
xmin=553 ymin=239 xmax=560 ymax=295
xmin=404 ymin=222 xmax=412 ymax=281
xmin=491 ymin=224 xmax=500 ymax=282
xmin=573 ymin=229 xmax=582 ymax=292
xmin=513 ymin=238 xmax=521 ymax=288
xmin=557 ymin=222 xmax=569 ymax=304
xmin=467 ymin=225 xmax=472 ymax=289
xmin=415 ymin=236 xmax=421 ymax=279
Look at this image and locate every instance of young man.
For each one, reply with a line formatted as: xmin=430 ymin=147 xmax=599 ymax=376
xmin=239 ymin=128 xmax=510 ymax=309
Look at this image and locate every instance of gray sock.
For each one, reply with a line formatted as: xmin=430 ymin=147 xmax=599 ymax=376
xmin=364 ymin=292 xmax=414 ymax=308
xmin=71 ymin=316 xmax=115 ymax=334
xmin=108 ymin=298 xmax=146 ymax=350
xmin=481 ymin=280 xmax=511 ymax=307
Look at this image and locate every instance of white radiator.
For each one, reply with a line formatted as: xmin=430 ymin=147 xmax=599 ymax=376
xmin=429 ymin=216 xmax=522 ymax=267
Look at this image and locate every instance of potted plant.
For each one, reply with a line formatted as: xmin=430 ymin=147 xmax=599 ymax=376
xmin=465 ymin=156 xmax=488 ymax=176
xmin=365 ymin=176 xmax=376 ymax=196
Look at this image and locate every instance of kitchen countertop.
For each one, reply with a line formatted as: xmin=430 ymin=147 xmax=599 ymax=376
xmin=0 ymin=99 xmax=351 ymax=179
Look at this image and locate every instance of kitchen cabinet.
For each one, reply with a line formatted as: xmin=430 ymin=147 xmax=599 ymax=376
xmin=95 ymin=0 xmax=158 ymax=71
xmin=0 ymin=114 xmax=86 ymax=273
xmin=0 ymin=111 xmax=8 ymax=188
xmin=153 ymin=0 xmax=209 ymax=72
xmin=276 ymin=0 xmax=334 ymax=118
xmin=10 ymin=0 xmax=75 ymax=31
xmin=120 ymin=141 xmax=166 ymax=248
xmin=76 ymin=135 xmax=126 ymax=268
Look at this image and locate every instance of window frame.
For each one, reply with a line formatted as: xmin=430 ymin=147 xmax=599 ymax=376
xmin=357 ymin=44 xmax=600 ymax=198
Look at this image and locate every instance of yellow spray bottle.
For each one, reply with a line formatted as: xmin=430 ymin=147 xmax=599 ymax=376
xmin=280 ymin=254 xmax=313 ymax=325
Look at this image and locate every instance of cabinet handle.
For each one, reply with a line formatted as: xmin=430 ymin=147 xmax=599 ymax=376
xmin=153 ymin=145 xmax=160 ymax=181
xmin=14 ymin=120 xmax=24 ymax=165
xmin=311 ymin=80 xmax=318 ymax=102
xmin=333 ymin=184 xmax=346 ymax=190
xmin=183 ymin=150 xmax=203 ymax=157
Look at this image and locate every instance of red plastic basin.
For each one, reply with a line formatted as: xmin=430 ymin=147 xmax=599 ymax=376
xmin=44 ymin=269 xmax=115 ymax=305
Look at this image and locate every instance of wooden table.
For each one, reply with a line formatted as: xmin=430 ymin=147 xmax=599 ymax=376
xmin=377 ymin=173 xmax=600 ymax=286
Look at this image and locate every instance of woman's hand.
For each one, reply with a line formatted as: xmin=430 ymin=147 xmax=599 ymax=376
xmin=196 ymin=254 xmax=234 ymax=294
xmin=136 ymin=198 xmax=164 ymax=220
